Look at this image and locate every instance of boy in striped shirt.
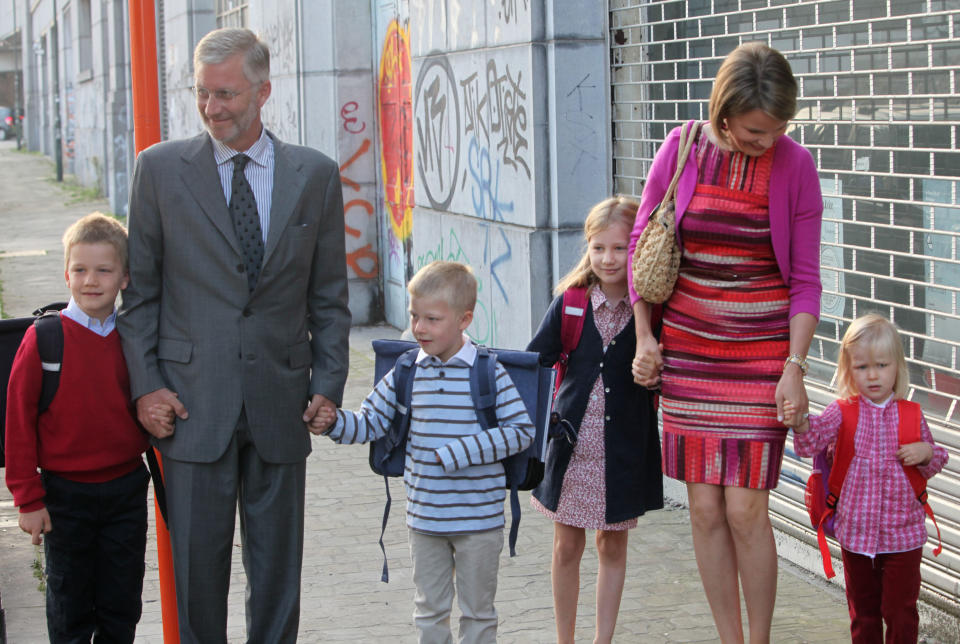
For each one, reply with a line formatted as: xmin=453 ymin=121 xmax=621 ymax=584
xmin=315 ymin=260 xmax=533 ymax=643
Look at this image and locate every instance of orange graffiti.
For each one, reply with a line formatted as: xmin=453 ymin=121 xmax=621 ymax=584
xmin=346 ymin=244 xmax=379 ymax=279
xmin=378 ymin=19 xmax=414 ymax=241
xmin=344 ymin=199 xmax=374 ymax=237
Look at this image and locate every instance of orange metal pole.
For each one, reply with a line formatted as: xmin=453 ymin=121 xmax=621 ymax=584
xmin=127 ymin=2 xmax=178 ymax=642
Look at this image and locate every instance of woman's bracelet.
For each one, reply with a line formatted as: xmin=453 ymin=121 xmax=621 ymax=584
xmin=783 ymin=354 xmax=808 ymax=376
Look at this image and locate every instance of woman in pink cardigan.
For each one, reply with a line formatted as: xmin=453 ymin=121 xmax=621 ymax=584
xmin=629 ymin=43 xmax=823 ymax=643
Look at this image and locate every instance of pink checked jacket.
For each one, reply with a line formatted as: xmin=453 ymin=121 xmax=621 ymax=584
xmin=794 ymin=396 xmax=948 ymax=557
xmin=628 ymin=121 xmax=824 ymax=320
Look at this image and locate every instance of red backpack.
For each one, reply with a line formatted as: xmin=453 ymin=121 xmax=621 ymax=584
xmin=804 ymin=397 xmax=942 ymax=578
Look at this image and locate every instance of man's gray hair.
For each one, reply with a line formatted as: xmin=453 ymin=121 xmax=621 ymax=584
xmin=194 ymin=28 xmax=270 ymax=84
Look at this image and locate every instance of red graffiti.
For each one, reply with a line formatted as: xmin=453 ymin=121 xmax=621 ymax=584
xmin=341 ymin=101 xmax=367 ymax=134
xmin=378 ymin=19 xmax=414 ymax=241
xmin=339 ymin=138 xmax=372 ymax=192
xmin=339 ymin=127 xmax=379 ymax=280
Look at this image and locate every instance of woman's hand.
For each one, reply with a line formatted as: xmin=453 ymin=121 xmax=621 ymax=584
xmin=632 ymin=334 xmax=663 ymax=388
xmin=776 ymin=364 xmax=808 ymax=427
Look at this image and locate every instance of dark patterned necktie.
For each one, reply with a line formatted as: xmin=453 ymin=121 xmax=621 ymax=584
xmin=229 ymin=154 xmax=264 ymax=292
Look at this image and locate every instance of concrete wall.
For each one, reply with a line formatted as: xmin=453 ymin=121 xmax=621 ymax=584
xmin=411 ymin=0 xmax=611 ymax=349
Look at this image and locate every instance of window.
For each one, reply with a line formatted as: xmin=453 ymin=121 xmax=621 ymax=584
xmin=216 ymin=0 xmax=248 ymax=28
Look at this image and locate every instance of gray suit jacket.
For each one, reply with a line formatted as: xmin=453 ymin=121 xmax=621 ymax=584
xmin=119 ymin=131 xmax=351 ymax=464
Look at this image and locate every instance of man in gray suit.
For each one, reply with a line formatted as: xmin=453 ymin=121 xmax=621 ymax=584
xmin=119 ymin=28 xmax=350 ymax=643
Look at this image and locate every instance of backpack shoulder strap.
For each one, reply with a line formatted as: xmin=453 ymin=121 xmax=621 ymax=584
xmin=393 ymin=348 xmax=419 ymax=414
xmin=33 ymin=311 xmax=64 ymax=413
xmin=827 ymin=397 xmax=859 ymax=505
xmin=554 ymin=287 xmax=588 ymax=392
xmin=896 ymin=399 xmax=942 ymax=556
xmin=376 ymin=346 xmax=419 ymax=583
xmin=471 ymin=346 xmax=498 ymax=429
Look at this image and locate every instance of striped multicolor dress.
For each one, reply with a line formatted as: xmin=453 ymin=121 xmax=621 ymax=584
xmin=660 ymin=135 xmax=790 ymax=490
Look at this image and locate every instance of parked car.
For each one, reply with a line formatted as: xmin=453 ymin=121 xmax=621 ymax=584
xmin=0 ymin=106 xmax=20 ymax=140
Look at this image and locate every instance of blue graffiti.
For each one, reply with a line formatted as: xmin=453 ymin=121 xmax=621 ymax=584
xmin=467 ymin=137 xmax=515 ymax=222
xmin=483 ymin=224 xmax=513 ymax=304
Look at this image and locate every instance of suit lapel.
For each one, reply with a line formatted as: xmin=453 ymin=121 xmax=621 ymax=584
xmin=180 ymin=134 xmax=242 ymax=256
xmin=263 ymin=134 xmax=306 ymax=267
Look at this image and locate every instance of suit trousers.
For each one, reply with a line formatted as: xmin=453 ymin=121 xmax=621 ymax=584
xmin=408 ymin=528 xmax=504 ymax=644
xmin=42 ymin=464 xmax=149 ymax=644
xmin=162 ymin=411 xmax=307 ymax=644
xmin=841 ymin=547 xmax=923 ymax=644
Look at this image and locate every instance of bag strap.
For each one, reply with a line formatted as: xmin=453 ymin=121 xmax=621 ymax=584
xmin=33 ymin=311 xmax=64 ymax=414
xmin=897 ymin=400 xmax=942 ymax=557
xmin=661 ymin=120 xmax=701 ymax=207
xmin=554 ymin=287 xmax=588 ymax=394
xmin=378 ymin=348 xmax=419 ymax=582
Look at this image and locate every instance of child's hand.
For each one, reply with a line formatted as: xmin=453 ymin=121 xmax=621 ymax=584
xmin=308 ymin=403 xmax=338 ymax=435
xmin=19 ymin=508 xmax=52 ymax=545
xmin=897 ymin=441 xmax=933 ymax=467
xmin=632 ymin=337 xmax=664 ymax=388
xmin=782 ymin=400 xmax=810 ymax=433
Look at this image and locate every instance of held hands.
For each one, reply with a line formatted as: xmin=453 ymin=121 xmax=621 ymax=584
xmin=776 ymin=365 xmax=808 ymax=429
xmin=304 ymin=394 xmax=337 ymax=435
xmin=19 ymin=508 xmax=52 ymax=545
xmin=782 ymin=400 xmax=810 ymax=433
xmin=632 ymin=335 xmax=664 ymax=388
xmin=137 ymin=388 xmax=188 ymax=439
xmin=897 ymin=441 xmax=933 ymax=467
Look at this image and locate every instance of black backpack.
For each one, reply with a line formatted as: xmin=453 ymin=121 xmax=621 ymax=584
xmin=0 ymin=303 xmax=68 ymax=467
xmin=369 ymin=339 xmax=554 ymax=581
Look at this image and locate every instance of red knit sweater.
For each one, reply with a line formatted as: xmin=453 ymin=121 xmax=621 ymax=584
xmin=4 ymin=315 xmax=148 ymax=512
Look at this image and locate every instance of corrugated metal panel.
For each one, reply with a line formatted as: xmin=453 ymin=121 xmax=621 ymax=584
xmin=609 ymin=0 xmax=960 ymax=611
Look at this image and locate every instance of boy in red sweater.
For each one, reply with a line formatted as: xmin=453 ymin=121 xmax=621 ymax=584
xmin=5 ymin=212 xmax=165 ymax=643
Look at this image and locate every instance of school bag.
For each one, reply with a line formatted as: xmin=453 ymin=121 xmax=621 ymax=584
xmin=370 ymin=338 xmax=554 ymax=581
xmin=0 ymin=304 xmax=168 ymax=521
xmin=0 ymin=303 xmax=67 ymax=468
xmin=804 ymin=397 xmax=942 ymax=578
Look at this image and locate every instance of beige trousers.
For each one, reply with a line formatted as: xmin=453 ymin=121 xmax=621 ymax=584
xmin=408 ymin=528 xmax=504 ymax=644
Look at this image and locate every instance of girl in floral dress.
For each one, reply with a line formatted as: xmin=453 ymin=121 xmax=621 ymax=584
xmin=528 ymin=196 xmax=662 ymax=644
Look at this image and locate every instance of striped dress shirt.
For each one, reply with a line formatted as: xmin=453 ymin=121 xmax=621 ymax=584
xmin=326 ymin=339 xmax=534 ymax=535
xmin=794 ymin=395 xmax=948 ymax=557
xmin=212 ymin=128 xmax=274 ymax=240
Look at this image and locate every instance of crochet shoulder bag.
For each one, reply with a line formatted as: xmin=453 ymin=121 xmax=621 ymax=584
xmin=632 ymin=120 xmax=701 ymax=304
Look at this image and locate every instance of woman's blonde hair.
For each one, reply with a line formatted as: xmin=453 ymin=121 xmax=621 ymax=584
xmin=836 ymin=313 xmax=910 ymax=400
xmin=709 ymin=42 xmax=797 ymax=143
xmin=554 ymin=196 xmax=639 ymax=295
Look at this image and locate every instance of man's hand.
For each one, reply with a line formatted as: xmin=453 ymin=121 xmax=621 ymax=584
xmin=897 ymin=441 xmax=933 ymax=467
xmin=304 ymin=394 xmax=336 ymax=435
xmin=19 ymin=508 xmax=52 ymax=545
xmin=137 ymin=388 xmax=188 ymax=438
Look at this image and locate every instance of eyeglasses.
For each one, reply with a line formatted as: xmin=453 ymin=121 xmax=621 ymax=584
xmin=190 ymin=84 xmax=258 ymax=102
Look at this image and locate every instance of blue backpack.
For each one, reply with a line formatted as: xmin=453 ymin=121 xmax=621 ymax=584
xmin=370 ymin=339 xmax=554 ymax=581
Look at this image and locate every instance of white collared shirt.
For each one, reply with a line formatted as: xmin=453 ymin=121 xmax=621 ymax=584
xmin=62 ymin=297 xmax=117 ymax=337
xmin=212 ymin=128 xmax=275 ymax=241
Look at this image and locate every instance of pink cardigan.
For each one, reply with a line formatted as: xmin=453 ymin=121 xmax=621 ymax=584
xmin=628 ymin=122 xmax=823 ymax=320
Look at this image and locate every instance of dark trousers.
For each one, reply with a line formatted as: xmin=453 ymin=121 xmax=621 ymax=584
xmin=42 ymin=464 xmax=150 ymax=644
xmin=842 ymin=547 xmax=923 ymax=644
xmin=161 ymin=412 xmax=306 ymax=644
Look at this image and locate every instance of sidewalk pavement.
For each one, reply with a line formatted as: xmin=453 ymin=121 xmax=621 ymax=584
xmin=0 ymin=139 xmax=854 ymax=642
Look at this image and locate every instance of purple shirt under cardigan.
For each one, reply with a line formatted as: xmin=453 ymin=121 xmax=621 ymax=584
xmin=628 ymin=122 xmax=824 ymax=320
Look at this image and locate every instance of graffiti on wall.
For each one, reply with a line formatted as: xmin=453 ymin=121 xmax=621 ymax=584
xmin=414 ymin=223 xmax=515 ymax=345
xmin=378 ymin=19 xmax=415 ymax=242
xmin=340 ymin=109 xmax=379 ymax=280
xmin=497 ymin=0 xmax=529 ymax=24
xmin=414 ymin=52 xmax=532 ymax=218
